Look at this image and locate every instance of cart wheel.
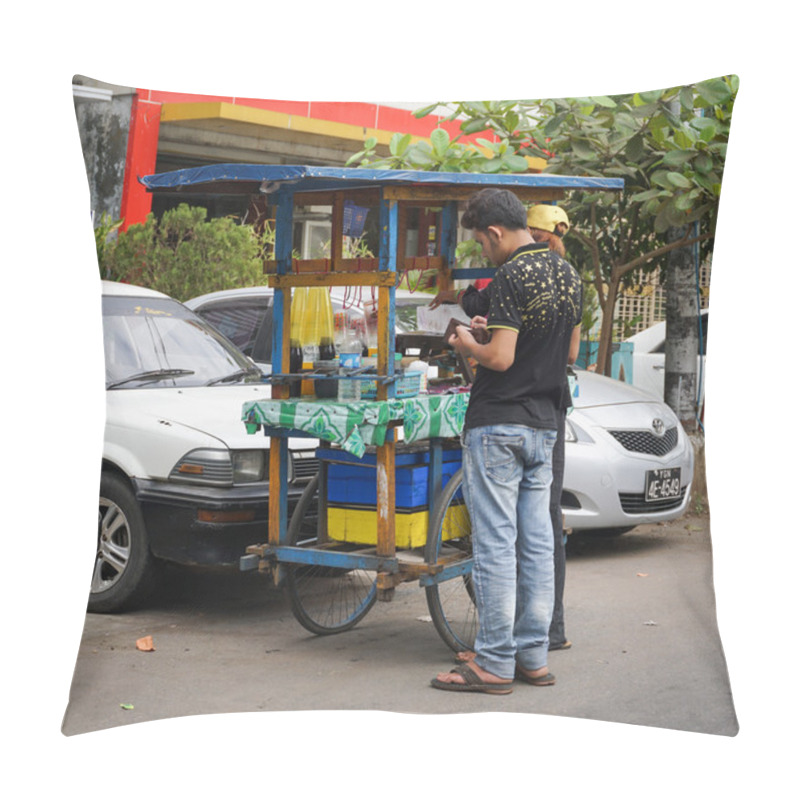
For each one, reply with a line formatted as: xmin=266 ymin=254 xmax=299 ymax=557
xmin=424 ymin=468 xmax=477 ymax=653
xmin=284 ymin=474 xmax=378 ymax=635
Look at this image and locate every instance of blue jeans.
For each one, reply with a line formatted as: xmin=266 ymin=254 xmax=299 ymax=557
xmin=462 ymin=424 xmax=557 ymax=679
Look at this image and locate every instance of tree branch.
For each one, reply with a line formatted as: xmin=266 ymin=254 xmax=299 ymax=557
xmin=622 ymin=204 xmax=640 ymax=265
xmin=616 ymin=232 xmax=714 ymax=277
xmin=569 ymin=217 xmax=606 ymax=309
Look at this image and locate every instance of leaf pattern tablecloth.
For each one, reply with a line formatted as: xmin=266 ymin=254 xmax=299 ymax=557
xmin=242 ymin=393 xmax=469 ymax=457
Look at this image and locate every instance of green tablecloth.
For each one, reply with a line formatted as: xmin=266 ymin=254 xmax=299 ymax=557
xmin=242 ymin=392 xmax=469 ymax=457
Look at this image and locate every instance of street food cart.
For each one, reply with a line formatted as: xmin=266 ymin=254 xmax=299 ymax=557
xmin=141 ymin=164 xmax=623 ymax=652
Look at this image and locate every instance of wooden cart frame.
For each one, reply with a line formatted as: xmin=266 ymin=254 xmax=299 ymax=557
xmin=141 ymin=164 xmax=623 ymax=649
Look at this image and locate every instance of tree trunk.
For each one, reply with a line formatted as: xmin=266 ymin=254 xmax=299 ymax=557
xmin=588 ymin=230 xmax=712 ymax=382
xmin=596 ymin=270 xmax=621 ymax=376
xmin=664 ymin=225 xmax=699 ymax=431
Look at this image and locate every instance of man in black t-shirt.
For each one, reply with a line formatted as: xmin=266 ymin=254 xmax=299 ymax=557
xmin=431 ymin=189 xmax=581 ymax=695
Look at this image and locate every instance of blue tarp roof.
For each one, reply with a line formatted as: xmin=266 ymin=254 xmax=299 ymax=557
xmin=139 ymin=164 xmax=624 ymax=195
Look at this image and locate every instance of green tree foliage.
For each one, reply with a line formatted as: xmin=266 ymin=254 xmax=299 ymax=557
xmin=99 ymin=204 xmax=265 ymax=302
xmin=348 ymin=80 xmax=737 ymax=379
xmin=424 ymin=82 xmax=733 ymax=239
xmin=509 ymin=78 xmax=736 ymax=375
xmin=347 ymin=127 xmax=528 ymax=173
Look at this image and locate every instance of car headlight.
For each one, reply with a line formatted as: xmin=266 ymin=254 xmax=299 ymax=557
xmin=170 ymin=448 xmax=266 ymax=485
xmin=564 ymin=417 xmax=594 ymax=444
xmin=232 ymin=450 xmax=267 ymax=483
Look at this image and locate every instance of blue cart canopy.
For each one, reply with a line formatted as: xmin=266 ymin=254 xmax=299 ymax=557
xmin=139 ymin=163 xmax=624 ymax=196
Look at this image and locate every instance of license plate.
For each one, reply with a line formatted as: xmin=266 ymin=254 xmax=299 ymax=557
xmin=645 ymin=468 xmax=681 ymax=502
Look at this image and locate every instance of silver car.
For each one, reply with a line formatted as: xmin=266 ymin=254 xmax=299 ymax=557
xmin=563 ymin=369 xmax=694 ymax=534
xmin=187 ymin=287 xmax=694 ymax=536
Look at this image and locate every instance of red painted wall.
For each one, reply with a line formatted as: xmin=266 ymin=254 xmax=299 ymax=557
xmin=136 ymin=88 xmax=480 ymax=143
xmin=119 ymin=96 xmax=161 ymax=229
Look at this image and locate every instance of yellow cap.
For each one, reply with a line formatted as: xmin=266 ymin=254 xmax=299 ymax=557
xmin=526 ymin=204 xmax=570 ymax=233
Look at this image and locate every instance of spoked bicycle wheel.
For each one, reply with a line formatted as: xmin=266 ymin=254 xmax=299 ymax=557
xmin=424 ymin=468 xmax=478 ymax=652
xmin=284 ymin=474 xmax=378 ymax=635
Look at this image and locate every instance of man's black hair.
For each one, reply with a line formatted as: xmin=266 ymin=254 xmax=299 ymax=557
xmin=461 ymin=188 xmax=527 ymax=231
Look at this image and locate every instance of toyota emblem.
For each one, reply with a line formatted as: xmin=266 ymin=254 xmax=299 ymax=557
xmin=652 ymin=418 xmax=665 ymax=436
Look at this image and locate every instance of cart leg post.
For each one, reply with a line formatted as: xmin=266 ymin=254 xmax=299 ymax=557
xmin=376 ymin=574 xmax=395 ymax=601
xmin=376 ymin=434 xmax=396 ymax=601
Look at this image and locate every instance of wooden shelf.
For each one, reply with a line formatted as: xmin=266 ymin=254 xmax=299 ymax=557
xmin=263 ymin=256 xmax=447 ymax=277
xmin=267 ymin=271 xmax=399 ymax=289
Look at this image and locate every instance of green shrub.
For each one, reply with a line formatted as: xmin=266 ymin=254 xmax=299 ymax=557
xmin=100 ymin=204 xmax=264 ymax=302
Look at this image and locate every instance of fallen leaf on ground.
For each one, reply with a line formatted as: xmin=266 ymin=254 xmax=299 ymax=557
xmin=120 ymin=703 xmax=134 ymax=711
xmin=636 ymin=573 xmax=649 ymax=577
xmin=136 ymin=636 xmax=155 ymax=652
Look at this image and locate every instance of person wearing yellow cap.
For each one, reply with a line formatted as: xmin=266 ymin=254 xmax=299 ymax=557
xmin=523 ymin=204 xmax=574 ymax=652
xmin=429 ymin=204 xmax=571 ymax=308
xmin=526 ymin=203 xmax=570 ymax=258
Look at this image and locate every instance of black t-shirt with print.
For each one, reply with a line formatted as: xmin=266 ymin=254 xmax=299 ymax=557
xmin=461 ymin=277 xmax=577 ymax=415
xmin=464 ymin=242 xmax=582 ymax=432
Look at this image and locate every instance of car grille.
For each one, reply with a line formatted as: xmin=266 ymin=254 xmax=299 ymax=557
xmin=619 ymin=488 xmax=687 ymax=514
xmin=291 ymin=454 xmax=320 ymax=483
xmin=608 ymin=427 xmax=678 ymax=456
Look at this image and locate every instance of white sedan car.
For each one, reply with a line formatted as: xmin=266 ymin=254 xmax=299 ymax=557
xmin=188 ymin=286 xmax=695 ymax=536
xmin=626 ymin=309 xmax=708 ymax=407
xmin=96 ymin=281 xmax=315 ymax=613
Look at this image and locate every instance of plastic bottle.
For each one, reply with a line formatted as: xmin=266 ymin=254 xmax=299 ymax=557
xmin=302 ymin=287 xmax=323 ymax=366
xmin=318 ymin=289 xmax=336 ymax=362
xmin=353 ymin=317 xmax=369 ymax=357
xmin=301 ymin=288 xmax=330 ymax=396
xmin=289 ymin=287 xmax=307 ymax=397
xmin=337 ymin=324 xmax=362 ymax=402
xmin=333 ymin=311 xmax=348 ymax=353
xmin=363 ymin=298 xmax=379 ymax=354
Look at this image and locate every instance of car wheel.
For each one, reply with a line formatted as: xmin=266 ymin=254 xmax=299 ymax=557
xmin=91 ymin=473 xmax=154 ymax=613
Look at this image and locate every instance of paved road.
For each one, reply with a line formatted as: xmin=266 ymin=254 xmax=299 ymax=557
xmin=62 ymin=511 xmax=737 ymax=737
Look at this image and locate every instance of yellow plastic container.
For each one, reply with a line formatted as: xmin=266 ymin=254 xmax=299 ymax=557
xmin=326 ymin=501 xmax=467 ymax=549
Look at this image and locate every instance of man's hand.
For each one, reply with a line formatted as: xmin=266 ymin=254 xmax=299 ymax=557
xmin=471 ymin=315 xmax=488 ymax=331
xmin=450 ymin=326 xmax=517 ymax=372
xmin=448 ymin=318 xmax=491 ymax=351
xmin=448 ymin=324 xmax=475 ymax=352
xmin=429 ymin=290 xmax=457 ymax=309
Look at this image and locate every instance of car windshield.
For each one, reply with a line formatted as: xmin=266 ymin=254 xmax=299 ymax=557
xmin=103 ymin=295 xmax=260 ymax=389
xmin=193 ymin=297 xmax=273 ymax=364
